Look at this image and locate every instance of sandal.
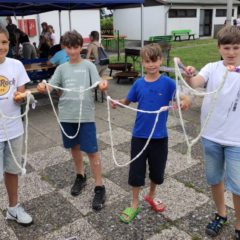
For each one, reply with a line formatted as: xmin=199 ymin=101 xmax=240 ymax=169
xmin=119 ymin=207 xmax=140 ymax=224
xmin=205 ymin=213 xmax=227 ymax=237
xmin=144 ymin=195 xmax=166 ymax=212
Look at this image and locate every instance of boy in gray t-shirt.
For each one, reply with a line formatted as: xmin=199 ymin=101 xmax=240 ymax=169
xmin=38 ymin=30 xmax=108 ymax=211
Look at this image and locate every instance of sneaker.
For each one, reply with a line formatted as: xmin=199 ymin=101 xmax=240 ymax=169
xmin=236 ymin=229 xmax=240 ymax=240
xmin=92 ymin=185 xmax=106 ymax=211
xmin=6 ymin=203 xmax=33 ymax=226
xmin=205 ymin=213 xmax=227 ymax=237
xmin=71 ymin=174 xmax=87 ymax=196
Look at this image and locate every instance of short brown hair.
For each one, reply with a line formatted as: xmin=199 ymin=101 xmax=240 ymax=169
xmin=140 ymin=43 xmax=163 ymax=62
xmin=217 ymin=25 xmax=240 ymax=46
xmin=90 ymin=31 xmax=99 ymax=41
xmin=0 ymin=26 xmax=9 ymax=39
xmin=62 ymin=30 xmax=83 ymax=47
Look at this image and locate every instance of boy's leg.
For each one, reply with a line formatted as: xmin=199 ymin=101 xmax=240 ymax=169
xmin=5 ymin=173 xmax=18 ymax=207
xmin=88 ymin=152 xmax=103 ymax=186
xmin=202 ymin=138 xmax=227 ymax=236
xmin=132 ymin=187 xmax=141 ymax=209
xmin=88 ymin=152 xmax=106 ymax=211
xmin=71 ymin=144 xmax=84 ymax=175
xmin=233 ymin=194 xmax=240 ymax=230
xmin=225 ymin=145 xmax=240 ymax=233
xmin=70 ymin=145 xmax=87 ymax=196
xmin=146 ymin=138 xmax=168 ymax=212
xmin=211 ymin=182 xmax=226 ymax=217
xmin=4 ymin=136 xmax=33 ymax=226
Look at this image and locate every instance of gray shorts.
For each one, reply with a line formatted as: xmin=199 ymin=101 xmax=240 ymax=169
xmin=0 ymin=135 xmax=23 ymax=178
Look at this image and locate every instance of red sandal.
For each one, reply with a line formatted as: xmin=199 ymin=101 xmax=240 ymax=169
xmin=144 ymin=195 xmax=166 ymax=212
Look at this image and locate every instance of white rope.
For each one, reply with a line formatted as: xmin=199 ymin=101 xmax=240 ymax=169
xmin=0 ymin=91 xmax=35 ymax=175
xmin=43 ymin=78 xmax=100 ymax=139
xmin=107 ymin=96 xmax=172 ymax=167
xmin=174 ymin=57 xmax=229 ymax=160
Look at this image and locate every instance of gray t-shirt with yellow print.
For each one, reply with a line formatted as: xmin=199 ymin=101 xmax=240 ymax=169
xmin=49 ymin=60 xmax=100 ymax=123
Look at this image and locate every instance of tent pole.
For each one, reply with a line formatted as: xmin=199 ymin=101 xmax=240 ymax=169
xmin=58 ymin=10 xmax=62 ymax=36
xmin=141 ymin=4 xmax=144 ymax=76
xmin=226 ymin=0 xmax=233 ymax=25
xmin=69 ymin=10 xmax=72 ymax=30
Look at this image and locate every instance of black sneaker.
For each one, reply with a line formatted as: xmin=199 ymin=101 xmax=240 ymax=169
xmin=92 ymin=185 xmax=106 ymax=211
xmin=205 ymin=213 xmax=227 ymax=237
xmin=236 ymin=229 xmax=240 ymax=240
xmin=71 ymin=174 xmax=87 ymax=196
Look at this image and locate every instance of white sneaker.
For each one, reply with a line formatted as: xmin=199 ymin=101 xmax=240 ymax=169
xmin=6 ymin=203 xmax=33 ymax=226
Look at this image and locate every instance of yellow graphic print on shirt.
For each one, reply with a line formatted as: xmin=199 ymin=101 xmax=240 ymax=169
xmin=0 ymin=75 xmax=10 ymax=96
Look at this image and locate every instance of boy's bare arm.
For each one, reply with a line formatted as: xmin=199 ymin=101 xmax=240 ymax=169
xmin=111 ymin=98 xmax=130 ymax=109
xmin=184 ymin=66 xmax=205 ymax=89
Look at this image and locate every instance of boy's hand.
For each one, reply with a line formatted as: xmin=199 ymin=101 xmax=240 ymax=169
xmin=13 ymin=91 xmax=26 ymax=103
xmin=184 ymin=66 xmax=196 ymax=83
xmin=110 ymin=99 xmax=118 ymax=109
xmin=37 ymin=82 xmax=46 ymax=93
xmin=179 ymin=95 xmax=191 ymax=111
xmin=98 ymin=80 xmax=108 ymax=91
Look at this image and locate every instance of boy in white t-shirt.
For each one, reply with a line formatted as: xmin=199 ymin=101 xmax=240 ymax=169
xmin=0 ymin=27 xmax=33 ymax=226
xmin=185 ymin=25 xmax=240 ymax=239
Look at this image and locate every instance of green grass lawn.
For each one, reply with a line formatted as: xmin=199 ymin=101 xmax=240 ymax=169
xmin=109 ymin=38 xmax=221 ymax=72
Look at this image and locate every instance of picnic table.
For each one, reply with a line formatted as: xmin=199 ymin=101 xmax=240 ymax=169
xmin=171 ymin=29 xmax=195 ymax=41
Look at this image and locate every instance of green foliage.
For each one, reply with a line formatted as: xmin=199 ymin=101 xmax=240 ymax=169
xmin=100 ymin=17 xmax=113 ymax=30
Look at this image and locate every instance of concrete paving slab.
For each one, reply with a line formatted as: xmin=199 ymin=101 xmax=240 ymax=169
xmin=166 ymin=149 xmax=200 ymax=176
xmin=28 ymin=146 xmax=71 ymax=171
xmin=38 ymin=218 xmax=103 ymax=240
xmin=168 ymin=129 xmax=186 ymax=148
xmin=100 ymin=147 xmax=130 ymax=174
xmin=147 ymin=226 xmax=191 ymax=240
xmin=141 ymin=177 xmax=209 ymax=221
xmin=0 ymin=213 xmax=18 ymax=240
xmin=87 ymin=197 xmax=169 ymax=240
xmin=0 ymin=172 xmax=54 ymax=210
xmin=7 ymin=192 xmax=81 ymax=240
xmin=40 ymin=159 xmax=90 ymax=190
xmin=97 ymin=127 xmax=131 ymax=146
xmin=177 ymin=201 xmax=235 ymax=240
xmin=59 ymin=178 xmax=128 ymax=216
xmin=173 ymin=162 xmax=210 ymax=196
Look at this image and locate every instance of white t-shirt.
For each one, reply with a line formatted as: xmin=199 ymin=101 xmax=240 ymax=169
xmin=199 ymin=61 xmax=240 ymax=146
xmin=0 ymin=58 xmax=30 ymax=142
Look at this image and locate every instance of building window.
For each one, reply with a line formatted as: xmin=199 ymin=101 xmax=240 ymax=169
xmin=216 ymin=9 xmax=234 ymax=17
xmin=169 ymin=9 xmax=197 ymax=18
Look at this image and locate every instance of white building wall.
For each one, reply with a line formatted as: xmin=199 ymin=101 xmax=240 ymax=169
xmin=10 ymin=10 xmax=100 ymax=45
xmin=114 ymin=6 xmax=165 ymax=40
xmin=114 ymin=5 xmax=239 ymax=40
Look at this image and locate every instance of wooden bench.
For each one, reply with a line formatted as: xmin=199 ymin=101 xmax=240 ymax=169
xmin=114 ymin=71 xmax=139 ymax=84
xmin=108 ymin=63 xmax=132 ymax=76
xmin=149 ymin=35 xmax=172 ymax=43
xmin=171 ymin=29 xmax=195 ymax=41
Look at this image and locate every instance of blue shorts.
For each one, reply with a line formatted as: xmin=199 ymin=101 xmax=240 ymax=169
xmin=202 ymin=137 xmax=240 ymax=196
xmin=61 ymin=122 xmax=98 ymax=153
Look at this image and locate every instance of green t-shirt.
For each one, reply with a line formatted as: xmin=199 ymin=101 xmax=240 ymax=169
xmin=49 ymin=60 xmax=100 ymax=123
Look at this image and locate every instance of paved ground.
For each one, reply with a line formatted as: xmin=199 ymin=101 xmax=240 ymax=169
xmin=0 ymin=75 xmax=236 ymax=240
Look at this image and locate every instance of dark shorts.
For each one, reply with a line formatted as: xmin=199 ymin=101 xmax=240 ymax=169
xmin=61 ymin=122 xmax=98 ymax=153
xmin=128 ymin=137 xmax=168 ymax=187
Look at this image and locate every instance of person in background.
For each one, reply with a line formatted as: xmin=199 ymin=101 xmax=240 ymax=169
xmin=47 ymin=25 xmax=56 ymax=47
xmin=86 ymin=31 xmax=107 ymax=77
xmin=38 ymin=35 xmax=50 ymax=58
xmin=47 ymin=37 xmax=69 ymax=66
xmin=14 ymin=28 xmax=37 ymax=60
xmin=5 ymin=16 xmax=17 ymax=58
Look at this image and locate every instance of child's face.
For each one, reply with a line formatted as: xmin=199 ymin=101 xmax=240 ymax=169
xmin=0 ymin=33 xmax=9 ymax=63
xmin=218 ymin=43 xmax=240 ymax=66
xmin=142 ymin=57 xmax=163 ymax=75
xmin=65 ymin=45 xmax=82 ymax=62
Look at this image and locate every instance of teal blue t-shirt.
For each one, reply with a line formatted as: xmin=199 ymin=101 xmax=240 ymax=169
xmin=49 ymin=60 xmax=100 ymax=122
xmin=50 ymin=49 xmax=69 ymax=65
